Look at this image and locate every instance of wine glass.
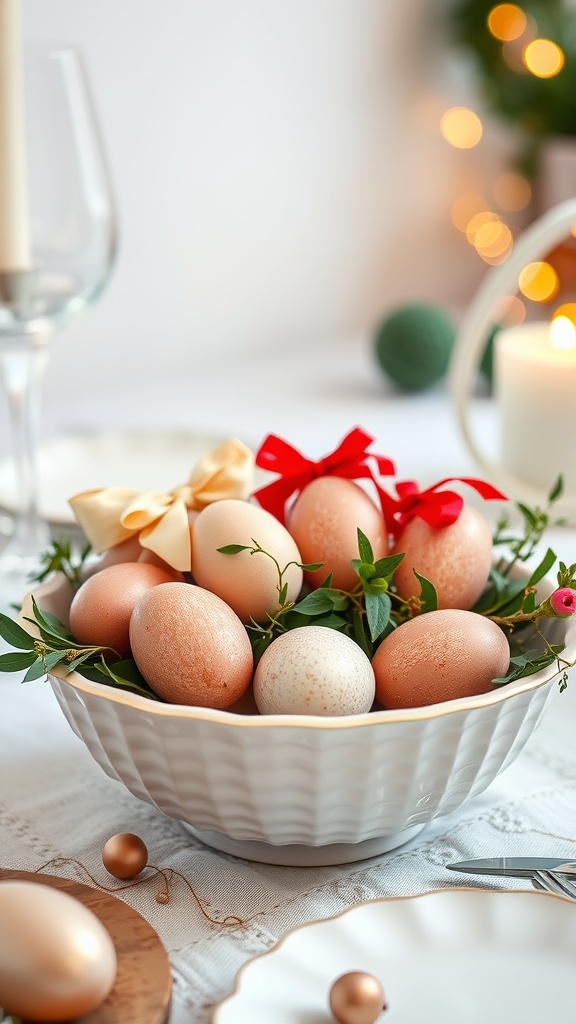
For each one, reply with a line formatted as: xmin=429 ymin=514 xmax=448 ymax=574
xmin=0 ymin=44 xmax=117 ymax=609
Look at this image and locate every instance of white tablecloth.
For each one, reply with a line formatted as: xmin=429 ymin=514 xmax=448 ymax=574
xmin=2 ymin=335 xmax=576 ymax=1022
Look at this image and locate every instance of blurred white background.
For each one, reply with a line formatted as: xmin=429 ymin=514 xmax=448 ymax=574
xmin=20 ymin=0 xmax=509 ymax=392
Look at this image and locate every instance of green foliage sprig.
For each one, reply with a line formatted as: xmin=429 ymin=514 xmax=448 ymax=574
xmin=33 ymin=536 xmax=92 ymax=590
xmin=0 ymin=596 xmax=158 ymax=701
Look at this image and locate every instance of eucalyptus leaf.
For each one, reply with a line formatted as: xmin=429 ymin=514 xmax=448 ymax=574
xmin=372 ymin=552 xmax=405 ymax=579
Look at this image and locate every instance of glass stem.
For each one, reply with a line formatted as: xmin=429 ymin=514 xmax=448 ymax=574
xmin=0 ymin=334 xmax=50 ymax=557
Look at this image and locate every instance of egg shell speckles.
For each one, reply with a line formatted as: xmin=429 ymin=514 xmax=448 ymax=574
xmin=191 ymin=499 xmax=303 ymax=623
xmin=392 ymin=504 xmax=493 ymax=610
xmin=253 ymin=625 xmax=375 ymax=716
xmin=69 ymin=562 xmax=176 ymax=658
xmin=288 ymin=476 xmax=389 ymax=591
xmin=372 ymin=609 xmax=511 ymax=709
xmin=129 ymin=582 xmax=253 ymax=708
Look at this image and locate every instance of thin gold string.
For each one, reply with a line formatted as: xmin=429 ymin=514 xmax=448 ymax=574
xmin=33 ymin=856 xmax=244 ymax=928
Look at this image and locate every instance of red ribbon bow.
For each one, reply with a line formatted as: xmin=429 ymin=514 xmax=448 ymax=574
xmin=253 ymin=427 xmax=396 ymax=524
xmin=377 ymin=477 xmax=507 ymax=536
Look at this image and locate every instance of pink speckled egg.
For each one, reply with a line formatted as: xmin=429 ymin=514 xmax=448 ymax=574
xmin=129 ymin=582 xmax=253 ymax=707
xmin=288 ymin=477 xmax=389 ymax=591
xmin=69 ymin=562 xmax=175 ymax=658
xmin=392 ymin=504 xmax=493 ymax=610
xmin=372 ymin=609 xmax=510 ymax=709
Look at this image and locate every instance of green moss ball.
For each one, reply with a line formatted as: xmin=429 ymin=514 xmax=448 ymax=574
xmin=373 ymin=304 xmax=456 ymax=391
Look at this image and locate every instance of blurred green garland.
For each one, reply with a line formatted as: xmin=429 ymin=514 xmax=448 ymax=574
xmin=449 ymin=0 xmax=576 ymax=177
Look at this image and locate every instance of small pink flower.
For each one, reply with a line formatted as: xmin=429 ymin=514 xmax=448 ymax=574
xmin=550 ymin=588 xmax=576 ymax=617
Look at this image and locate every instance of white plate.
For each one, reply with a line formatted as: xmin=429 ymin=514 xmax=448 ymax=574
xmin=213 ymin=889 xmax=576 ymax=1024
xmin=0 ymin=430 xmax=232 ymax=525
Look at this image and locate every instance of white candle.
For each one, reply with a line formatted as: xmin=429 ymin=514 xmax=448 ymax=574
xmin=495 ymin=317 xmax=576 ymax=496
xmin=0 ymin=0 xmax=31 ymax=272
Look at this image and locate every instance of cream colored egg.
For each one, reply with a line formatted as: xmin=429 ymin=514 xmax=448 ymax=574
xmin=0 ymin=881 xmax=117 ymax=1022
xmin=392 ymin=504 xmax=493 ymax=610
xmin=372 ymin=609 xmax=511 ymax=709
xmin=129 ymin=582 xmax=254 ymax=707
xmin=288 ymin=476 xmax=389 ymax=591
xmin=192 ymin=499 xmax=303 ymax=623
xmin=254 ymin=626 xmax=375 ymax=716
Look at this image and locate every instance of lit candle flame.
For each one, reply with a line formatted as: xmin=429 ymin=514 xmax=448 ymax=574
xmin=550 ymin=315 xmax=576 ymax=351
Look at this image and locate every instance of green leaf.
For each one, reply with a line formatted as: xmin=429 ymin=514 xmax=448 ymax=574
xmin=527 ymin=547 xmax=556 ymax=587
xmin=548 ymin=474 xmax=564 ymax=503
xmin=413 ymin=570 xmax=438 ymax=613
xmin=0 ymin=613 xmax=37 ymax=650
xmin=372 ymin=553 xmax=405 ymax=579
xmin=217 ymin=544 xmax=251 ymax=554
xmin=357 ymin=529 xmax=374 ymax=564
xmin=278 ymin=582 xmax=288 ymax=605
xmin=291 ymin=590 xmax=340 ymax=616
xmin=517 ymin=502 xmax=537 ymax=529
xmin=88 ymin=658 xmax=162 ymax=701
xmin=365 ymin=592 xmax=391 ymax=642
xmin=358 ymin=563 xmax=376 ymax=582
xmin=22 ymin=660 xmax=49 ymax=682
xmin=298 ymin=562 xmax=324 ymax=572
xmin=43 ymin=651 xmax=68 ymax=671
xmin=313 ymin=612 xmax=348 ymax=629
xmin=352 ymin=609 xmax=372 ymax=658
xmin=0 ymin=650 xmax=38 ymax=671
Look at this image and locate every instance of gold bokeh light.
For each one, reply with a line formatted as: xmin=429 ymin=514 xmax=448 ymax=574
xmin=487 ymin=4 xmax=527 ymax=42
xmin=553 ymin=302 xmax=576 ymax=328
xmin=518 ymin=261 xmax=559 ymax=302
xmin=494 ymin=294 xmax=526 ymax=326
xmin=440 ymin=107 xmax=483 ymax=148
xmin=451 ymin=193 xmax=489 ymax=232
xmin=523 ymin=38 xmax=565 ymax=78
xmin=492 ymin=172 xmax=532 ymax=212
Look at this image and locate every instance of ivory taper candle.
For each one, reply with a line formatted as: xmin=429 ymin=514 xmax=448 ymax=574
xmin=0 ymin=0 xmax=31 ymax=272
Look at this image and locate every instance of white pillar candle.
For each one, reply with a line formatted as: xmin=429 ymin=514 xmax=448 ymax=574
xmin=495 ymin=317 xmax=576 ymax=496
xmin=0 ymin=0 xmax=31 ymax=272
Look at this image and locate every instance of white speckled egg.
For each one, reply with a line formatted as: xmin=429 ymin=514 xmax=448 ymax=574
xmin=372 ymin=608 xmax=511 ymax=709
xmin=253 ymin=626 xmax=375 ymax=716
xmin=288 ymin=476 xmax=389 ymax=591
xmin=392 ymin=504 xmax=493 ymax=610
xmin=191 ymin=499 xmax=303 ymax=623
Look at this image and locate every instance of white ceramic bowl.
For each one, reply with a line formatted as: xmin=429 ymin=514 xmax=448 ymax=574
xmin=23 ymin=571 xmax=576 ymax=866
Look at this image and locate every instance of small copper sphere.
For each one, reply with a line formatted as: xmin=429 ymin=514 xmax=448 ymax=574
xmin=329 ymin=971 xmax=387 ymax=1024
xmin=102 ymin=832 xmax=148 ymax=879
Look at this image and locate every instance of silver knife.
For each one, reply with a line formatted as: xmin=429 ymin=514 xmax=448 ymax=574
xmin=447 ymin=857 xmax=576 ymax=878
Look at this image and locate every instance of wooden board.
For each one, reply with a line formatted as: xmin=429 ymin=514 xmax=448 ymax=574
xmin=0 ymin=868 xmax=172 ymax=1024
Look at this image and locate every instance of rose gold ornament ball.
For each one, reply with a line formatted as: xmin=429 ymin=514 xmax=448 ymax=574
xmin=102 ymin=833 xmax=148 ymax=880
xmin=329 ymin=971 xmax=387 ymax=1024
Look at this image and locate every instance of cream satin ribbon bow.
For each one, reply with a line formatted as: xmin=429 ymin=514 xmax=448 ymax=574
xmin=68 ymin=438 xmax=254 ymax=572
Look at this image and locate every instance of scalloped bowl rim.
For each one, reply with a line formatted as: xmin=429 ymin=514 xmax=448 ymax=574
xmin=24 ymin=571 xmax=576 ymax=728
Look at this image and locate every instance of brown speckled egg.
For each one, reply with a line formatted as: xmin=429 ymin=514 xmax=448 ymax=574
xmin=191 ymin=499 xmax=303 ymax=623
xmin=288 ymin=477 xmax=388 ymax=591
xmin=129 ymin=582 xmax=253 ymax=707
xmin=69 ymin=562 xmax=175 ymax=658
xmin=372 ymin=609 xmax=510 ymax=709
xmin=392 ymin=504 xmax=493 ymax=610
